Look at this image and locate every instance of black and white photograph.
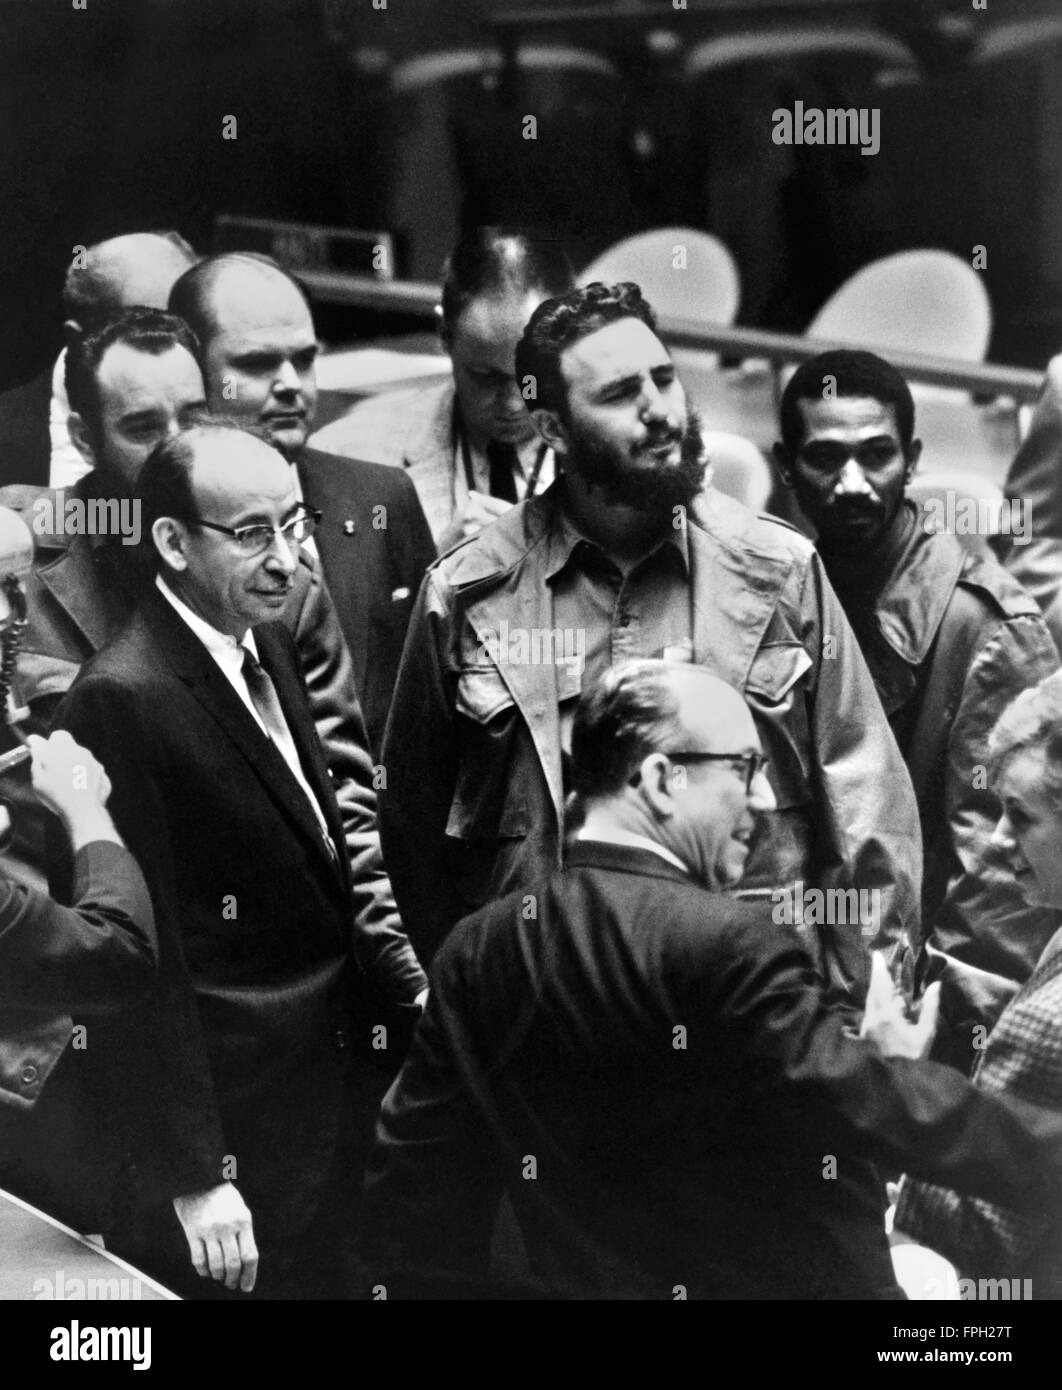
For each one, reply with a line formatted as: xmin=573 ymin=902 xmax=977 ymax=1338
xmin=0 ymin=0 xmax=1060 ymax=1357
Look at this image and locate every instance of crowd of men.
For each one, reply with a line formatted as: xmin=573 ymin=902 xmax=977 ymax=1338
xmin=2 ymin=226 xmax=1062 ymax=1300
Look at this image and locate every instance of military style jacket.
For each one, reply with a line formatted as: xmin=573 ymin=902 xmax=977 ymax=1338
xmin=997 ymin=351 xmax=1062 ymax=631
xmin=824 ymin=509 xmax=1060 ymax=1066
xmin=380 ymin=482 xmax=922 ymax=1016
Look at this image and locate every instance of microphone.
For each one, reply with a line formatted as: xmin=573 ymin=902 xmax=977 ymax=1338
xmin=0 ymin=506 xmax=35 ymax=774
xmin=0 ymin=505 xmax=33 ymax=629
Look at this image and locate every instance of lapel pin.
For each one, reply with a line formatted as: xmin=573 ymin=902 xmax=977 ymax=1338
xmin=343 ymin=519 xmax=356 ymax=535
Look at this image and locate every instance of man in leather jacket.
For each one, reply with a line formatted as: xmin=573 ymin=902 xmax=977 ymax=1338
xmin=774 ymin=348 xmax=1060 ymax=1069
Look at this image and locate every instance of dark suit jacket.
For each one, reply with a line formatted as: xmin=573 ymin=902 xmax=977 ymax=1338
xmin=359 ymin=842 xmax=1062 ymax=1300
xmin=297 ymin=447 xmax=435 ymax=755
xmin=0 ymin=840 xmax=156 ymax=1109
xmin=53 ymin=588 xmax=378 ymax=1240
xmin=0 ymin=841 xmax=156 ymax=1223
xmin=0 ymin=476 xmax=425 ymax=1004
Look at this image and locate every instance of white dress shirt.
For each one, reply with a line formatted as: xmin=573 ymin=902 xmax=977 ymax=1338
xmin=155 ymin=576 xmax=333 ymax=846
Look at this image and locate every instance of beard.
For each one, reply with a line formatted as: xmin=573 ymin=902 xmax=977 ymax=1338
xmin=816 ymin=491 xmax=907 ymax=555
xmin=563 ymin=405 xmax=709 ymax=516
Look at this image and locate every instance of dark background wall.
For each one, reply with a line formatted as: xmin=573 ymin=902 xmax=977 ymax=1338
xmin=1 ymin=0 xmax=1061 ymax=396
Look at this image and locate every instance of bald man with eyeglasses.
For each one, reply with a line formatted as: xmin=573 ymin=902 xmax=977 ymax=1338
xmin=359 ymin=661 xmax=1062 ymax=1301
xmin=52 ymin=423 xmax=421 ymax=1300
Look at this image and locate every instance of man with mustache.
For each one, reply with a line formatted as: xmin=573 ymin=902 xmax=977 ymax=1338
xmin=774 ymin=349 xmax=1060 ymax=1069
xmin=380 ymin=282 xmax=921 ymax=1018
xmin=169 ymin=253 xmax=436 ymax=754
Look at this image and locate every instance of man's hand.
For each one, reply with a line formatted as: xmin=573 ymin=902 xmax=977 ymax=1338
xmin=27 ymin=731 xmax=121 ymax=852
xmin=860 ymin=951 xmax=941 ymax=1060
xmin=172 ymin=1182 xmax=259 ymax=1292
xmin=437 ymin=491 xmax=512 ymax=552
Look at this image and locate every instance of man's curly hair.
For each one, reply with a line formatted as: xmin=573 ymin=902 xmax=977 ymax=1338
xmin=515 ymin=280 xmax=658 ymax=418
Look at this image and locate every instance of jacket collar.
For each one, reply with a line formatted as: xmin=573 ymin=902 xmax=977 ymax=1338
xmin=401 ymin=378 xmax=457 ymax=473
xmin=542 ymin=493 xmax=690 ymax=582
xmin=3 ymin=471 xmax=145 ymax=652
xmin=34 ymin=536 xmax=121 ymax=652
xmin=826 ymin=509 xmax=966 ymax=667
xmin=565 ymin=837 xmax=697 ymax=888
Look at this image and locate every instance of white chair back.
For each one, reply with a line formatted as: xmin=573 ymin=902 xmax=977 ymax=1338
xmin=391 ymin=45 xmax=617 ymax=95
xmin=683 ymin=26 xmax=918 ymax=81
xmin=972 ymin=18 xmax=1062 ymax=65
xmin=703 ymin=431 xmax=772 ymax=513
xmin=807 ymin=250 xmax=992 ymax=364
xmin=581 ymin=228 xmax=740 ymax=327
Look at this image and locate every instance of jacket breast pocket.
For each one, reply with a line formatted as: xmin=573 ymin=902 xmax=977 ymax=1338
xmin=745 ymin=642 xmax=813 ymax=704
xmin=743 ymin=641 xmax=814 ymax=810
xmin=448 ymin=666 xmax=529 ymax=840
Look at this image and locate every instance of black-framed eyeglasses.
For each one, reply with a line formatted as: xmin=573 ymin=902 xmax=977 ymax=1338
xmin=187 ymin=506 xmax=322 ymax=556
xmin=664 ymin=750 xmax=769 ymax=794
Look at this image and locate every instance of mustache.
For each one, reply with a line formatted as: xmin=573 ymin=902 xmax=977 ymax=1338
xmin=642 ymin=426 xmax=682 ymax=451
xmin=566 ymin=406 xmax=708 ymax=513
xmin=830 ymin=497 xmax=882 ymax=512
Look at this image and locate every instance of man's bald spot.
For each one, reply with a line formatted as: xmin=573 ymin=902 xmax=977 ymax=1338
xmin=184 ymin=425 xmax=293 ymax=503
xmin=89 ymin=233 xmax=195 ymax=286
xmin=666 ymin=666 xmax=758 ymax=754
xmin=169 ymin=254 xmax=309 ymax=346
xmin=65 ymin=233 xmax=197 ymax=322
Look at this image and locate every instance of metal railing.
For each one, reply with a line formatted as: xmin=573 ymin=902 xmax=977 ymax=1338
xmin=299 ymin=269 xmax=1045 ymax=403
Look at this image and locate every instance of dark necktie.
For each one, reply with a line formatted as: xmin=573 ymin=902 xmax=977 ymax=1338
xmin=241 ymin=648 xmax=336 ymax=861
xmin=487 ymin=440 xmax=519 ymax=503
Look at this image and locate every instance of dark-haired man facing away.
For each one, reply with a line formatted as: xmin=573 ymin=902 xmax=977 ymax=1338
xmin=774 ymin=349 xmax=1059 ymax=1069
xmin=381 ymin=281 xmax=922 ymax=1019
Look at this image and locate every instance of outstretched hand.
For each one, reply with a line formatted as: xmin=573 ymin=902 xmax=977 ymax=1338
xmin=860 ymin=951 xmax=941 ymax=1060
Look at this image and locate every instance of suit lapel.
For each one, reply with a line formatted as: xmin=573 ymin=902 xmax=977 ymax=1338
xmin=257 ymin=623 xmax=351 ymax=894
xmin=144 ymin=590 xmax=343 ymax=882
xmin=403 ymin=381 xmax=460 ymax=532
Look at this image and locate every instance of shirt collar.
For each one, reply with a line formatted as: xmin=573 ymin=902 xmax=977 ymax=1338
xmin=573 ymin=826 xmax=690 ymax=875
xmin=545 ymin=487 xmax=690 ymax=582
xmin=154 ymin=574 xmax=257 ymax=669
